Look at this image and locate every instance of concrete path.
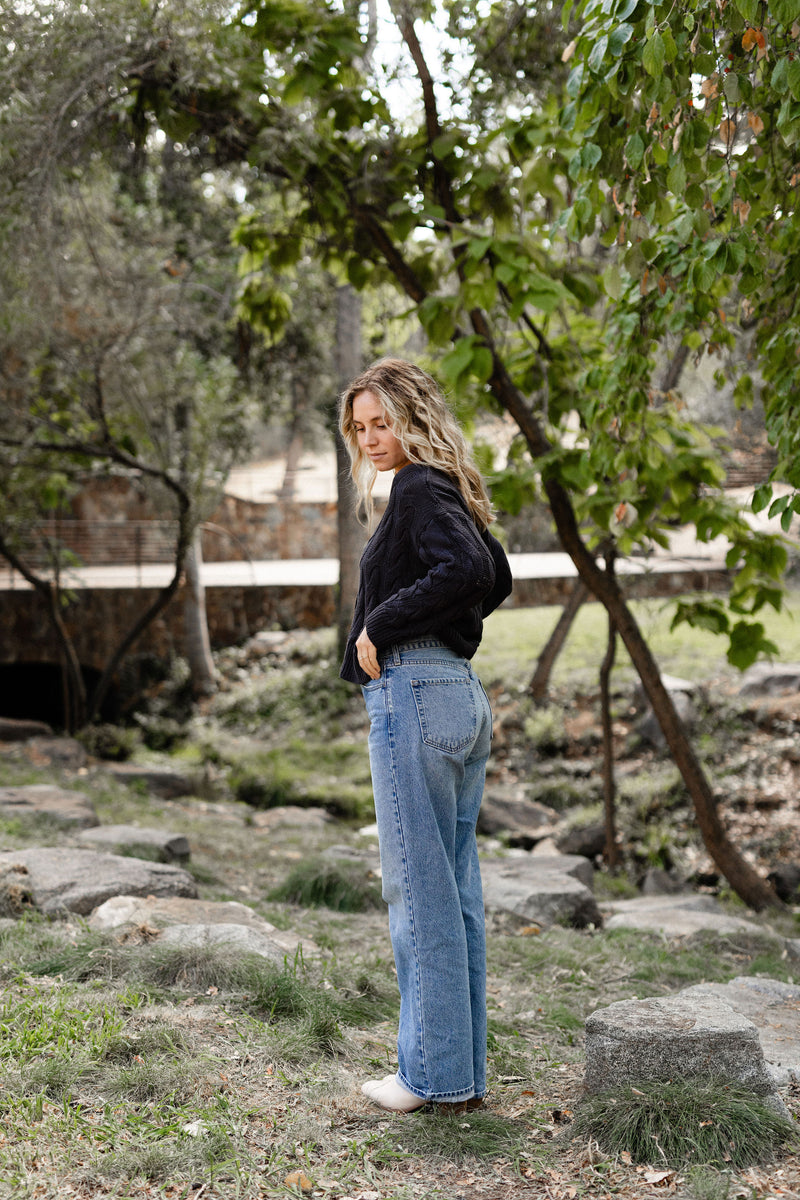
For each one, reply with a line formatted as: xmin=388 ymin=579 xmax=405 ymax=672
xmin=0 ymin=549 xmax=729 ymax=592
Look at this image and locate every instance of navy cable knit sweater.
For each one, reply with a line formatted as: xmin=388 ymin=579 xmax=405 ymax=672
xmin=340 ymin=464 xmax=513 ymax=685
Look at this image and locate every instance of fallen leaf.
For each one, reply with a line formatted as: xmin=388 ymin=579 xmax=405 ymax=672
xmin=701 ymin=74 xmax=720 ymax=99
xmin=284 ymin=1170 xmax=313 ymax=1192
xmin=644 ymin=1168 xmax=676 ymax=1185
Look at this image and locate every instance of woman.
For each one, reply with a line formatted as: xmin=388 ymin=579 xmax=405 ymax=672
xmin=339 ymin=358 xmax=512 ymax=1114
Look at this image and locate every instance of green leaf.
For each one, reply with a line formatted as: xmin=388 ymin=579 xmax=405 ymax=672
xmin=723 ymin=72 xmax=742 ymax=104
xmin=625 ymin=131 xmax=645 ymax=169
xmin=771 ymin=57 xmax=790 ymax=96
xmin=667 ymin=160 xmax=686 ymax=195
xmin=608 ymin=22 xmax=634 ymax=55
xmin=771 ymin=0 xmax=800 ymax=26
xmin=643 ymin=32 xmax=666 ymax=77
xmin=603 ymin=264 xmax=623 ymax=299
xmin=788 ymin=60 xmax=800 ymax=102
xmin=588 ymin=34 xmax=609 ymax=72
xmin=734 ymin=0 xmax=759 ymax=19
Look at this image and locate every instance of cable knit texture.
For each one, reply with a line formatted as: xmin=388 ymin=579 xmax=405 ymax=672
xmin=340 ymin=464 xmax=513 ymax=685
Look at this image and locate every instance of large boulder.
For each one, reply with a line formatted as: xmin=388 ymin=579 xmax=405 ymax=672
xmin=98 ymin=763 xmax=198 ymax=799
xmin=157 ymin=922 xmax=315 ymax=964
xmin=0 ymin=785 xmax=99 ymax=830
xmin=680 ymin=977 xmax=800 ymax=1087
xmin=0 ymin=718 xmax=53 ymax=742
xmin=584 ymin=991 xmax=786 ymax=1114
xmin=89 ymin=894 xmax=318 ymax=959
xmin=738 ymin=663 xmax=800 ymax=698
xmin=477 ymin=789 xmax=558 ymax=848
xmin=76 ymin=825 xmax=190 ymax=862
xmin=0 ymin=848 xmax=197 ymax=917
xmin=481 ymin=853 xmax=602 ymax=929
xmin=601 ymin=894 xmax=782 ymax=942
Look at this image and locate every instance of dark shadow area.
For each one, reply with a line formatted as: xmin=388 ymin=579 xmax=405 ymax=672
xmin=0 ymin=663 xmax=118 ymax=729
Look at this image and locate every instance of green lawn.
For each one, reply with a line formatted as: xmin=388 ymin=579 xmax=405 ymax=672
xmin=473 ymin=587 xmax=800 ymax=690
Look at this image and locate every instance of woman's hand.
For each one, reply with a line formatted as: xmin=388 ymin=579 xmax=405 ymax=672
xmin=356 ymin=627 xmax=381 ymax=679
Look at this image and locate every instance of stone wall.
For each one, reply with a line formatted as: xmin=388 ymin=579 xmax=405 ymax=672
xmin=62 ymin=476 xmax=558 ymax=563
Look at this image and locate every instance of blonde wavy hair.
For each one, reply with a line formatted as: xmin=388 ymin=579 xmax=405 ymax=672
xmin=339 ymin=358 xmax=494 ymax=529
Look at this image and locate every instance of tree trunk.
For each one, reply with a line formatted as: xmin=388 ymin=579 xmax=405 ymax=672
xmin=87 ymin=500 xmax=194 ymax=723
xmin=543 ymin=473 xmax=780 ymax=909
xmin=477 ymin=353 xmax=781 ymax=911
xmin=335 ymin=284 xmax=366 ymax=660
xmin=279 ymin=377 xmax=307 ymax=501
xmin=598 ymin=557 xmax=621 ymax=869
xmin=183 ymin=533 xmax=216 ymax=698
xmin=529 ymin=578 xmax=588 ymax=699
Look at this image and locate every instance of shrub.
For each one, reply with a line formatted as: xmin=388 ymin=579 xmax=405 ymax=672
xmin=572 ymin=1080 xmax=797 ymax=1168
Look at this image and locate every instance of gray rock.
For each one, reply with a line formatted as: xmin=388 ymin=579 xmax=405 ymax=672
xmin=786 ymin=939 xmax=800 ymax=963
xmin=249 ymin=805 xmax=332 ymax=831
xmin=0 ymin=785 xmax=99 ymax=829
xmin=88 ymin=894 xmax=318 ymax=959
xmin=584 ymin=992 xmax=786 ymax=1114
xmin=766 ymin=863 xmax=800 ymax=903
xmin=157 ymin=922 xmax=316 ymax=964
xmin=0 ymin=848 xmax=197 ymax=916
xmin=99 ymin=763 xmax=198 ymax=798
xmin=76 ymin=825 xmax=190 ymax=862
xmin=602 ymin=894 xmax=781 ymax=942
xmin=738 ymin=663 xmax=800 ymax=698
xmin=24 ymin=738 xmax=89 ymax=769
xmin=0 ymin=718 xmax=53 ymax=742
xmin=637 ymin=691 xmax=696 ymax=750
xmin=640 ymin=867 xmax=688 ymax=896
xmin=477 ymin=789 xmax=558 ymax=848
xmin=481 ymin=853 xmax=602 ymax=929
xmin=634 ymin=674 xmax=697 ymax=705
xmin=680 ymin=977 xmax=800 ymax=1086
xmin=555 ymin=820 xmax=606 ymax=860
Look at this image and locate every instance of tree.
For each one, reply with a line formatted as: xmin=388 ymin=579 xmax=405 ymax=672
xmin=0 ymin=160 xmax=253 ymax=725
xmin=2 ymin=0 xmax=793 ymax=906
xmin=228 ymin=0 xmax=787 ymax=907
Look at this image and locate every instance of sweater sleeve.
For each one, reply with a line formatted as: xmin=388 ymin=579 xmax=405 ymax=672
xmin=364 ymin=489 xmax=497 ymax=650
xmin=480 ymin=528 xmax=513 ymax=616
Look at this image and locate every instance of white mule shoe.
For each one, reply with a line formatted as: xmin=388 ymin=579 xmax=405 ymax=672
xmin=361 ymin=1075 xmax=427 ymax=1112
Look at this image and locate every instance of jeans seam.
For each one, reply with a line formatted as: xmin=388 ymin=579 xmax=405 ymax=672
xmin=386 ymin=672 xmax=429 ymax=1093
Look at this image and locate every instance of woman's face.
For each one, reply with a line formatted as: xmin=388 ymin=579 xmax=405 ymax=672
xmin=352 ymin=390 xmax=410 ymax=473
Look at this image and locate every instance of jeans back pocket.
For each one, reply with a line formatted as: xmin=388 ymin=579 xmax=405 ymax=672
xmin=411 ymin=678 xmax=477 ymax=753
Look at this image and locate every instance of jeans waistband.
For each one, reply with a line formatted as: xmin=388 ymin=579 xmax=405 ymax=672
xmin=381 ymin=638 xmax=463 ymax=666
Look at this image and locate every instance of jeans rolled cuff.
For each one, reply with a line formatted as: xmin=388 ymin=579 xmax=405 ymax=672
xmin=395 ymin=1070 xmax=476 ymax=1103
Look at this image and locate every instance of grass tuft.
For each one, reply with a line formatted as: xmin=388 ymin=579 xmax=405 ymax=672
xmin=268 ymin=858 xmax=383 ymax=913
xmin=572 ymin=1080 xmax=797 ymax=1168
xmin=373 ymin=1109 xmax=536 ymax=1168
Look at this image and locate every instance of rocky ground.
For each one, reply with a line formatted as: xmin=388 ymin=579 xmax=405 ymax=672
xmin=0 ymin=627 xmax=799 ymax=1200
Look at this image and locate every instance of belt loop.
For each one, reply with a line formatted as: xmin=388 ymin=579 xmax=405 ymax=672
xmin=391 ymin=644 xmax=401 ymax=665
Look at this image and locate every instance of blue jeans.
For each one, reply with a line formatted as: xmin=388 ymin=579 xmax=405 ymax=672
xmin=362 ymin=638 xmax=493 ymax=1102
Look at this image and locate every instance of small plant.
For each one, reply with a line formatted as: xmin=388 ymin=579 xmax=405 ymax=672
xmin=572 ymin=1080 xmax=797 ymax=1168
xmin=522 ymin=702 xmax=568 ymax=756
xmin=268 ymin=859 xmax=383 ymax=913
xmin=78 ymin=723 xmax=139 ymax=762
xmin=134 ymin=713 xmax=188 ymax=752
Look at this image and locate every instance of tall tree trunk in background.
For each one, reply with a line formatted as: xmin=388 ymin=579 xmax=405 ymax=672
xmin=279 ymin=376 xmax=307 ymax=500
xmin=183 ymin=533 xmax=216 ymax=697
xmin=598 ymin=555 xmax=621 ymax=868
xmin=335 ymin=284 xmax=365 ymax=660
xmin=529 ymin=578 xmax=588 ymax=699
